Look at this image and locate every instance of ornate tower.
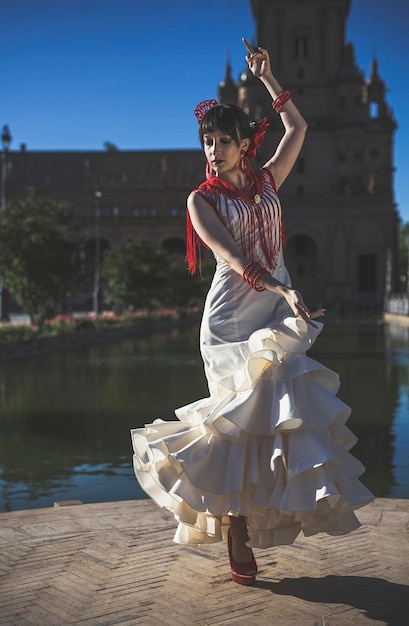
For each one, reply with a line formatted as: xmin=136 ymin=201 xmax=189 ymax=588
xmin=218 ymin=53 xmax=238 ymax=104
xmin=219 ymin=0 xmax=398 ymax=313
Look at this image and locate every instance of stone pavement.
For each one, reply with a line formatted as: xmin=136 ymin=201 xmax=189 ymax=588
xmin=0 ymin=498 xmax=408 ymax=625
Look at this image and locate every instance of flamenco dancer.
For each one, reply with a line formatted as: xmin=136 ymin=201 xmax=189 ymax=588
xmin=131 ymin=38 xmax=373 ymax=585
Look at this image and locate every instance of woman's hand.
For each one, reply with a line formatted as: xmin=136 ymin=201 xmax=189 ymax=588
xmin=260 ymin=274 xmax=325 ymax=329
xmin=281 ymin=288 xmax=325 ymax=329
xmin=242 ymin=38 xmax=271 ymax=78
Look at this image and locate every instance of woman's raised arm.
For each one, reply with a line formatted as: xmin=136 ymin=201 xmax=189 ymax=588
xmin=243 ymin=38 xmax=308 ymax=190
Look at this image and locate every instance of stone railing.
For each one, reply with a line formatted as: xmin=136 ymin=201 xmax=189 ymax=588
xmin=384 ymin=294 xmax=409 ymax=316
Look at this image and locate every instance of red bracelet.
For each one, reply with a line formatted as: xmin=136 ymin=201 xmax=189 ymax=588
xmin=272 ymin=90 xmax=292 ymax=113
xmin=243 ymin=261 xmax=268 ymax=292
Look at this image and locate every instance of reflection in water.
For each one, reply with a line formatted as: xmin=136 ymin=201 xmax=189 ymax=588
xmin=384 ymin=322 xmax=409 ymax=498
xmin=0 ymin=329 xmax=207 ymax=512
xmin=0 ymin=321 xmax=408 ymax=512
xmin=310 ymin=321 xmax=397 ymax=499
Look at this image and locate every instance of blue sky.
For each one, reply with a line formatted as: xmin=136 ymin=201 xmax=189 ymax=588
xmin=2 ymin=0 xmax=408 ymax=220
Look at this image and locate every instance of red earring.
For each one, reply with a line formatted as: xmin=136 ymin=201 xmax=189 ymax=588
xmin=239 ymin=151 xmax=251 ymax=174
xmin=206 ymin=163 xmax=213 ymax=180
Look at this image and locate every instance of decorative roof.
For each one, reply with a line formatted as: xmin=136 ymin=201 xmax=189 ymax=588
xmin=366 ymin=51 xmax=386 ymax=89
xmin=338 ymin=43 xmax=364 ymax=83
xmin=219 ymin=52 xmax=235 ymax=89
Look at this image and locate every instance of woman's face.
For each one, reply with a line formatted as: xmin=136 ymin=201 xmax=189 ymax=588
xmin=203 ymin=129 xmax=249 ymax=178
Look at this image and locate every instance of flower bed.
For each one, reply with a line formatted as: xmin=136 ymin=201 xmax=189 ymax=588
xmin=0 ymin=308 xmax=201 ymax=361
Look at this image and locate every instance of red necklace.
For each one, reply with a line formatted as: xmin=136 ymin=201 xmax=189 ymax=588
xmin=202 ymin=172 xmax=262 ymax=205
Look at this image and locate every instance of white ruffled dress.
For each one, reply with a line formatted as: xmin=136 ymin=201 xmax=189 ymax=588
xmin=131 ymin=169 xmax=373 ymax=548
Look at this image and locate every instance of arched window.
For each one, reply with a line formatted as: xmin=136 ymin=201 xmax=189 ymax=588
xmin=358 ymin=254 xmax=377 ymax=293
xmin=294 ymin=36 xmax=308 ymax=59
xmin=370 ymin=102 xmax=379 ymax=119
xmin=284 ymin=234 xmax=319 ymax=306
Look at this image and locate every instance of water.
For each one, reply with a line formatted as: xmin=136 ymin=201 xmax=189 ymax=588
xmin=0 ymin=320 xmax=408 ymax=512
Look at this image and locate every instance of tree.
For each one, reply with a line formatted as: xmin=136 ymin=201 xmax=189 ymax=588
xmin=0 ymin=191 xmax=82 ymax=326
xmin=102 ymin=238 xmax=214 ymax=311
xmin=164 ymin=253 xmax=214 ymax=308
xmin=103 ymin=141 xmax=119 ymax=152
xmin=102 ymin=238 xmax=169 ymax=310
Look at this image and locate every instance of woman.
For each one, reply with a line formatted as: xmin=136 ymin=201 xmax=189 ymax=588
xmin=131 ymin=39 xmax=373 ymax=586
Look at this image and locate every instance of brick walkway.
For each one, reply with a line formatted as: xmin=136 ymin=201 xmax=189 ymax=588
xmin=0 ymin=498 xmax=408 ymax=625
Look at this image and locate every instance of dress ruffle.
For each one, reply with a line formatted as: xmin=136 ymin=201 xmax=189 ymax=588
xmin=131 ymin=316 xmax=373 ymax=548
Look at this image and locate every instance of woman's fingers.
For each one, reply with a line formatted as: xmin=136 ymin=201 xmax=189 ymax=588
xmin=295 ymin=306 xmax=317 ymax=329
xmin=297 ymin=307 xmax=326 ymax=329
xmin=242 ymin=37 xmax=254 ymax=55
xmin=295 ymin=303 xmax=310 ymax=318
xmin=293 ymin=299 xmax=326 ymax=329
xmin=285 ymin=289 xmax=325 ymax=328
xmin=243 ymin=37 xmax=264 ymax=64
xmin=311 ymin=308 xmax=326 ymax=319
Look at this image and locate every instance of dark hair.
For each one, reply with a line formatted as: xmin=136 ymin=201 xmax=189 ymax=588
xmin=199 ymin=104 xmax=252 ymax=147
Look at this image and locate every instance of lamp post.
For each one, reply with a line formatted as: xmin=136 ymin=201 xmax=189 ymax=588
xmin=0 ymin=124 xmax=12 ymax=321
xmin=93 ymin=188 xmax=102 ymax=314
xmin=1 ymin=125 xmax=11 ymax=210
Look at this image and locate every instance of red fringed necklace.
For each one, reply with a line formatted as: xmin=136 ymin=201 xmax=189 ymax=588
xmin=186 ymin=169 xmax=285 ymax=275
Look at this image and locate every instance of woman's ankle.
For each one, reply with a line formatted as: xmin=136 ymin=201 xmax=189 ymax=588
xmin=229 ymin=517 xmax=253 ymax=563
xmin=229 ymin=515 xmax=249 ymax=541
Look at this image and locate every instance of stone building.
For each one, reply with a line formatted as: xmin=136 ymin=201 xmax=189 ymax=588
xmin=4 ymin=0 xmax=398 ymax=313
xmin=218 ymin=0 xmax=398 ymax=313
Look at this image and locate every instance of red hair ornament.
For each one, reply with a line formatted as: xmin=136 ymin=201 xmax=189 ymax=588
xmin=247 ymin=117 xmax=270 ymax=161
xmin=193 ymin=99 xmax=219 ymax=124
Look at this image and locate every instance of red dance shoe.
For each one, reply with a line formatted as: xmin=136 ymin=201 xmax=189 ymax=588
xmin=227 ymin=528 xmax=258 ymax=586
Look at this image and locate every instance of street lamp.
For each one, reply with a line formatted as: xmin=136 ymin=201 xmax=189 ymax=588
xmin=0 ymin=124 xmax=12 ymax=321
xmin=1 ymin=124 xmax=12 ymax=210
xmin=93 ymin=188 xmax=102 ymax=314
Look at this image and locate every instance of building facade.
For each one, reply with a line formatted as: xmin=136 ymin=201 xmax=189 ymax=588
xmin=219 ymin=0 xmax=398 ymax=313
xmin=4 ymin=0 xmax=398 ymax=313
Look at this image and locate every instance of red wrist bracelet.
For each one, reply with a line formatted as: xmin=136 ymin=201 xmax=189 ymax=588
xmin=243 ymin=261 xmax=268 ymax=292
xmin=272 ymin=90 xmax=292 ymax=113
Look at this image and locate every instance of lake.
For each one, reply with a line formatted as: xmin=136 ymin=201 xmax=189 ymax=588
xmin=0 ymin=319 xmax=408 ymax=512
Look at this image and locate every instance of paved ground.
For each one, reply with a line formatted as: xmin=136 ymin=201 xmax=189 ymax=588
xmin=0 ymin=498 xmax=408 ymax=625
